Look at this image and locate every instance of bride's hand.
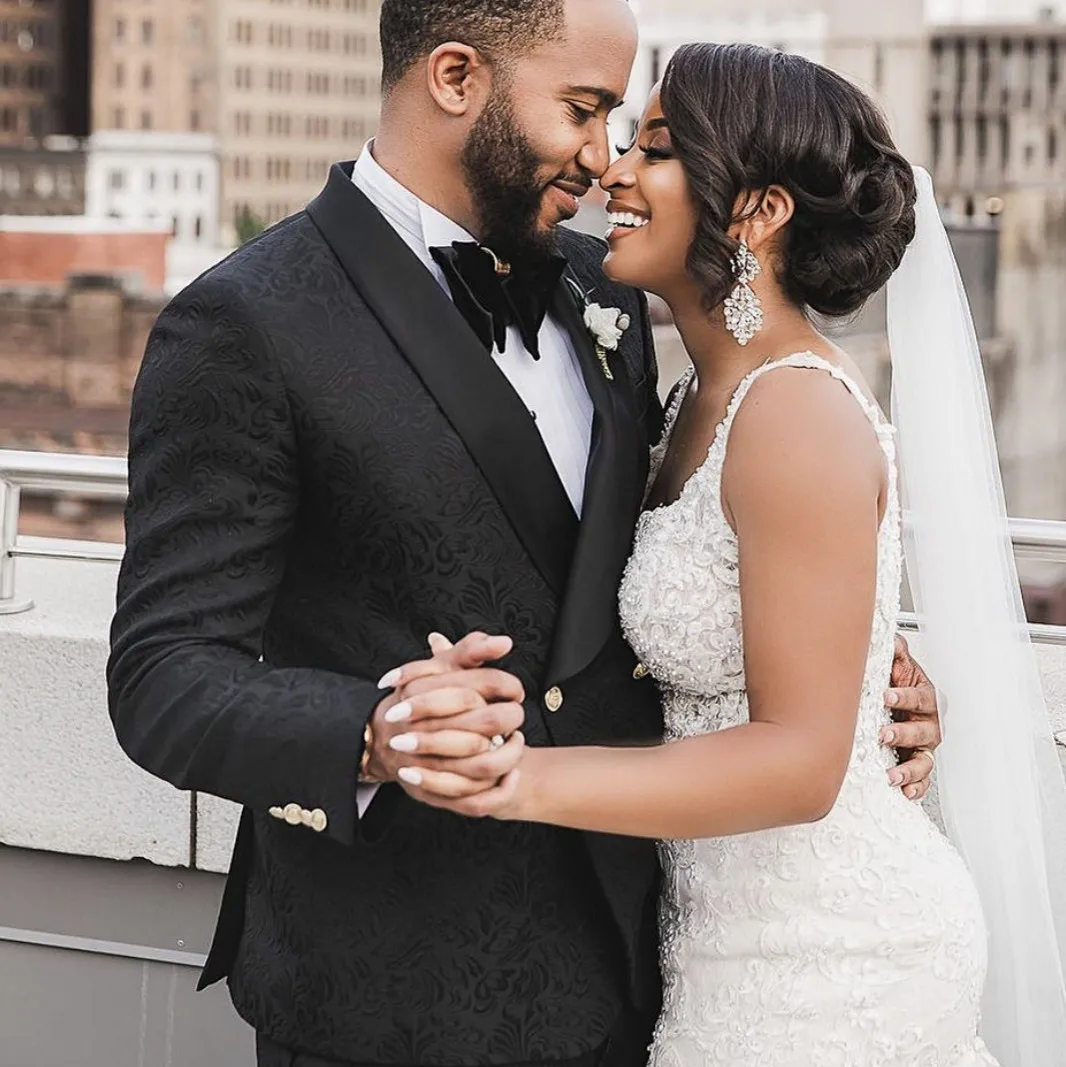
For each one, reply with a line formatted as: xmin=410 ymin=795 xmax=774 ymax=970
xmin=397 ymin=738 xmax=537 ymax=821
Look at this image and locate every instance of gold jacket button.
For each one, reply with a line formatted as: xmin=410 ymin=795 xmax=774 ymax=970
xmin=545 ymin=686 xmax=564 ymax=713
xmin=268 ymin=806 xmax=285 ymax=820
xmin=633 ymin=662 xmax=650 ymax=680
xmin=310 ymin=809 xmax=328 ymax=833
xmin=283 ymin=803 xmax=303 ymax=825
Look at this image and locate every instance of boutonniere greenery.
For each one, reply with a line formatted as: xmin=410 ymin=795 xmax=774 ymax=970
xmin=565 ymin=278 xmax=630 ymax=381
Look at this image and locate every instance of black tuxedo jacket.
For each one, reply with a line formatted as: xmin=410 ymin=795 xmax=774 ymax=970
xmin=108 ymin=163 xmax=666 ymax=1066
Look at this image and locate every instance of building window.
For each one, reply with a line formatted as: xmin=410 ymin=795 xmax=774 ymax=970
xmin=141 ymin=110 xmax=152 ymax=130
xmin=114 ymin=61 xmax=124 ymax=88
xmin=109 ymin=169 xmax=125 ymax=191
xmin=173 ymin=171 xmax=181 ymax=192
xmin=194 ymin=216 xmax=203 ymax=239
xmin=142 ymin=19 xmax=153 ymax=44
xmin=196 ymin=171 xmax=204 ymax=192
xmin=142 ymin=63 xmax=152 ymax=90
xmin=147 ymin=170 xmax=156 ymax=191
xmin=113 ymin=106 xmax=125 ymax=128
xmin=172 ymin=216 xmax=179 ymax=237
xmin=115 ymin=17 xmax=126 ymax=41
xmin=190 ymin=109 xmax=200 ymax=131
xmin=188 ymin=16 xmax=203 ymax=46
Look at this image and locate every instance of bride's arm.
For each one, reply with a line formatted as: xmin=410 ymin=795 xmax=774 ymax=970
xmin=403 ymin=371 xmax=887 ymax=840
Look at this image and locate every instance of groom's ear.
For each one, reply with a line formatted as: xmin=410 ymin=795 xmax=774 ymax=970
xmin=426 ymin=42 xmax=489 ymax=118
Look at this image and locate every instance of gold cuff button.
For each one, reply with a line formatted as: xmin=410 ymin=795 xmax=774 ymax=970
xmin=545 ymin=686 xmax=564 ymax=713
xmin=268 ymin=806 xmax=285 ymax=820
xmin=633 ymin=662 xmax=650 ymax=680
xmin=310 ymin=809 xmax=328 ymax=833
xmin=283 ymin=803 xmax=303 ymax=825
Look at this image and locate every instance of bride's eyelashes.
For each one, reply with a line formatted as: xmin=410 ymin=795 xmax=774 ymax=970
xmin=614 ymin=142 xmax=674 ymax=162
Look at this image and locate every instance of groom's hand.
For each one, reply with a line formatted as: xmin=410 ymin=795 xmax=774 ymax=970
xmin=365 ymin=633 xmax=526 ymax=794
xmin=881 ymin=634 xmax=941 ymax=801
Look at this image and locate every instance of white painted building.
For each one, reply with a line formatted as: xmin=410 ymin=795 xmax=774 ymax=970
xmin=84 ymin=130 xmax=234 ymax=293
xmin=85 ymin=130 xmax=222 ymax=250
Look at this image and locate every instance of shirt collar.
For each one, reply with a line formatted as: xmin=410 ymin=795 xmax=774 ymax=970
xmin=352 ymin=140 xmax=476 ymax=257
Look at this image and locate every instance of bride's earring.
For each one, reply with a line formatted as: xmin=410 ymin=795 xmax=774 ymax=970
xmin=724 ymin=239 xmax=763 ymax=346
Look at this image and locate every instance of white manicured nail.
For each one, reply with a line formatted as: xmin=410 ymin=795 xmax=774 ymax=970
xmin=397 ymin=767 xmax=423 ymax=786
xmin=384 ymin=701 xmax=412 ymax=724
xmin=389 ymin=733 xmax=419 ymax=753
xmin=377 ymin=668 xmax=402 ymax=690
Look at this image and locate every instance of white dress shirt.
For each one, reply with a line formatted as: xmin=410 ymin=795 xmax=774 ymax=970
xmin=351 ymin=143 xmax=594 ymax=815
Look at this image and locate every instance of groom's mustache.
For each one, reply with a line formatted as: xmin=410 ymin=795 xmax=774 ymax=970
xmin=550 ymin=173 xmax=594 ymax=196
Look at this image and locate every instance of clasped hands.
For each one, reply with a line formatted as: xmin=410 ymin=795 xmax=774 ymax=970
xmin=363 ymin=631 xmax=944 ymax=817
xmin=363 ymin=633 xmax=527 ymax=810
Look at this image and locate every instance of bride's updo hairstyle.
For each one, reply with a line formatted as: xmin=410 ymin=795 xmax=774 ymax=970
xmin=660 ymin=42 xmax=917 ymax=317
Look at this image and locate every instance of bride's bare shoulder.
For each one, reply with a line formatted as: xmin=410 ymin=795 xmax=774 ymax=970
xmin=721 ymin=360 xmax=886 ymax=522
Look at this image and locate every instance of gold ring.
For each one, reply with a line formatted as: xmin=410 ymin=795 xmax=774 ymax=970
xmin=916 ymin=747 xmax=936 ymax=770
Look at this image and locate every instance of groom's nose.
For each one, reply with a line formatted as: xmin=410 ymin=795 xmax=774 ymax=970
xmin=577 ymin=120 xmax=612 ymax=179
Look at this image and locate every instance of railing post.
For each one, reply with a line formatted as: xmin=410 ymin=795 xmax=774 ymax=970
xmin=0 ymin=474 xmax=34 ymax=615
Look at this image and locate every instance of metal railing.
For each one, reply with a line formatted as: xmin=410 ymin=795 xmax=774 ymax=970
xmin=0 ymin=449 xmax=127 ymax=614
xmin=3 ymin=449 xmax=1066 ymax=643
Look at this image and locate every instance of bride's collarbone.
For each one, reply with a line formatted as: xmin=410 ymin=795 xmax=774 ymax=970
xmin=648 ymin=397 xmax=729 ymax=511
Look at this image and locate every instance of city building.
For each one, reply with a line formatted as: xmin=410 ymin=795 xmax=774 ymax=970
xmin=0 ymin=137 xmax=85 ymax=215
xmin=85 ymin=130 xmax=221 ymax=247
xmin=929 ymin=22 xmax=1066 ymax=211
xmin=90 ymin=0 xmax=216 ymax=138
xmin=89 ymin=0 xmax=383 ymax=243
xmin=930 ymin=1 xmax=1066 ymax=22
xmin=614 ymin=0 xmax=929 ymax=165
xmin=0 ymin=215 xmax=169 ymax=289
xmin=0 ymin=0 xmax=89 ymax=145
xmin=217 ymin=0 xmax=382 ymax=237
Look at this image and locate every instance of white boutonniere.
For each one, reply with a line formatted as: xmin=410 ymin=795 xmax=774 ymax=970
xmin=564 ymin=277 xmax=631 ymax=380
xmin=565 ymin=281 xmax=629 ymax=381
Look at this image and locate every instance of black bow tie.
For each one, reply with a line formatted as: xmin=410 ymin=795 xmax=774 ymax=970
xmin=430 ymin=242 xmax=567 ymax=359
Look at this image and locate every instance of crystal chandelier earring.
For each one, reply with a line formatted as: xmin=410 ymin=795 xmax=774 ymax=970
xmin=723 ymin=239 xmax=763 ymax=346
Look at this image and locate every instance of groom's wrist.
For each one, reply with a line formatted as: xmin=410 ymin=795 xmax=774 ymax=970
xmin=359 ymin=720 xmax=387 ymax=784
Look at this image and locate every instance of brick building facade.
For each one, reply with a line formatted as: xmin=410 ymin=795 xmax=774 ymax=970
xmin=0 ymin=273 xmax=164 ymax=454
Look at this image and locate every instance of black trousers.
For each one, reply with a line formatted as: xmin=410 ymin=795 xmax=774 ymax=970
xmin=255 ymin=1016 xmax=650 ymax=1067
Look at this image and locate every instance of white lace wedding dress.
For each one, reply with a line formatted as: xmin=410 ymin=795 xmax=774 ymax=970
xmin=619 ymin=354 xmax=998 ymax=1067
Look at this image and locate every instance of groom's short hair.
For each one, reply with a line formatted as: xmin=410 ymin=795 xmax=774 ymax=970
xmin=379 ymin=0 xmax=565 ymax=94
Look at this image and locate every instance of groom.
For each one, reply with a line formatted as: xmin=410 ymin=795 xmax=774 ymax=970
xmin=107 ymin=1 xmax=942 ymax=1065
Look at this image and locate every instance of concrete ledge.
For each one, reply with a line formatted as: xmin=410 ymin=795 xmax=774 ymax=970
xmin=0 ymin=557 xmax=191 ymax=866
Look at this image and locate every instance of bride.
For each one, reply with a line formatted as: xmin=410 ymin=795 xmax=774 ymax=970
xmin=385 ymin=44 xmax=1066 ymax=1066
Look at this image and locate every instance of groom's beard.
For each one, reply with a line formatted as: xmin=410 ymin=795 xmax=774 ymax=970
xmin=461 ymin=88 xmax=559 ymax=267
